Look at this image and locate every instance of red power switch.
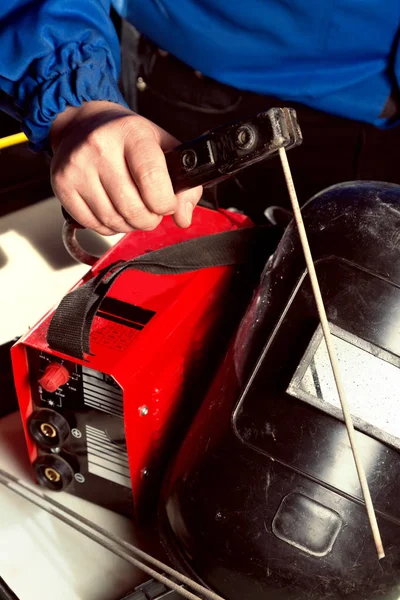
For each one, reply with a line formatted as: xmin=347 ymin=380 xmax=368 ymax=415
xmin=39 ymin=363 xmax=70 ymax=393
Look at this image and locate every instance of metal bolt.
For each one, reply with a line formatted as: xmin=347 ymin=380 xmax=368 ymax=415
xmin=139 ymin=405 xmax=149 ymax=417
xmin=141 ymin=468 xmax=149 ymax=479
xmin=235 ymin=125 xmax=256 ymax=150
xmin=181 ymin=149 xmax=197 ymax=171
xmin=136 ymin=77 xmax=147 ymax=92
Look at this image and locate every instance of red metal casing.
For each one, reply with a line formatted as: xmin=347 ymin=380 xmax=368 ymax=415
xmin=11 ymin=207 xmax=251 ymax=516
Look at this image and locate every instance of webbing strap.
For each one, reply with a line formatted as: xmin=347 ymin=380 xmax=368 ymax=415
xmin=47 ymin=226 xmax=274 ymax=359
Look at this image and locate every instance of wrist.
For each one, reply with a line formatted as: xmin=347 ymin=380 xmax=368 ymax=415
xmin=50 ymin=100 xmax=132 ymax=151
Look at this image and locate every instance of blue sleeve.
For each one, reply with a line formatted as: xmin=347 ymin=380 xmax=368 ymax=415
xmin=0 ymin=0 xmax=128 ymax=151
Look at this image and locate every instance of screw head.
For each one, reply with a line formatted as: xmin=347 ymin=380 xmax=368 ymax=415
xmin=235 ymin=125 xmax=256 ymax=150
xmin=181 ymin=149 xmax=198 ymax=171
xmin=139 ymin=405 xmax=149 ymax=417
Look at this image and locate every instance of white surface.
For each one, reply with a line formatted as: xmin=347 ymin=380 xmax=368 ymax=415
xmin=0 ymin=196 xmax=123 ymax=344
xmin=0 ymin=198 xmax=143 ymax=600
xmin=0 ymin=412 xmax=145 ymax=600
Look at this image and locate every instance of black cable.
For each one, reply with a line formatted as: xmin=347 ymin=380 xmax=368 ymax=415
xmin=0 ymin=576 xmax=20 ymax=600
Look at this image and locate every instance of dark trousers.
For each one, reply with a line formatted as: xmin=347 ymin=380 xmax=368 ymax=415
xmin=119 ymin=28 xmax=400 ymax=224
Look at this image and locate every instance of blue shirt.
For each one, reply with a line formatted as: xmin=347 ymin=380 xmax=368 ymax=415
xmin=1 ymin=0 xmax=399 ymax=151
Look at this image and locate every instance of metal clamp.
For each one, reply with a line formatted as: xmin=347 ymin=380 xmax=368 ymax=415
xmin=61 ymin=107 xmax=303 ymax=265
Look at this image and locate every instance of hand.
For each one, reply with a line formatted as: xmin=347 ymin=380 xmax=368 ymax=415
xmin=50 ymin=101 xmax=203 ymax=235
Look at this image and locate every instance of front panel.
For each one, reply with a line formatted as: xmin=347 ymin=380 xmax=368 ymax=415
xmin=26 ymin=347 xmax=134 ymax=517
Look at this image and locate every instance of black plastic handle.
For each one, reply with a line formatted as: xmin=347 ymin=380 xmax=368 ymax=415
xmin=62 ymin=107 xmax=302 ymax=228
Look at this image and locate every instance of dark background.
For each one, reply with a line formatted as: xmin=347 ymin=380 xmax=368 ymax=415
xmin=0 ymin=112 xmax=52 ymax=219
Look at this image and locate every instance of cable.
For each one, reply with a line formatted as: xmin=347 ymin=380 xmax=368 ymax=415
xmin=62 ymin=222 xmax=98 ymax=265
xmin=0 ymin=133 xmax=27 ymax=150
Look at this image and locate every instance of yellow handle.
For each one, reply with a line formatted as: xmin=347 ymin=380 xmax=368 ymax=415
xmin=0 ymin=132 xmax=28 ymax=150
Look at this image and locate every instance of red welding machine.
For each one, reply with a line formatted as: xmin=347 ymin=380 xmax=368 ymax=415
xmin=11 ymin=108 xmax=301 ymax=517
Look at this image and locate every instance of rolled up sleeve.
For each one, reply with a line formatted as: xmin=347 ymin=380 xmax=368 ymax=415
xmin=0 ymin=0 xmax=128 ymax=151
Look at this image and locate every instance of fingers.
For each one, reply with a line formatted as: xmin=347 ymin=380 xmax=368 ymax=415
xmin=172 ymin=186 xmax=204 ymax=228
xmin=54 ymin=190 xmax=117 ymax=237
xmin=146 ymin=121 xmax=204 ymax=226
xmin=80 ymin=178 xmax=138 ymax=234
xmin=52 ymin=142 xmax=164 ymax=233
xmin=124 ymin=128 xmax=178 ymax=218
xmin=50 ymin=102 xmax=204 ymax=234
xmin=99 ymin=160 xmax=163 ymax=231
xmin=124 ymin=125 xmax=204 ymax=228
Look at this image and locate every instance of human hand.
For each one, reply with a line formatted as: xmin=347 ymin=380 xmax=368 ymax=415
xmin=50 ymin=101 xmax=203 ymax=235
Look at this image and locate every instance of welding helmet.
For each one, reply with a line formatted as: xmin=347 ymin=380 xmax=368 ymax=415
xmin=159 ymin=181 xmax=400 ymax=600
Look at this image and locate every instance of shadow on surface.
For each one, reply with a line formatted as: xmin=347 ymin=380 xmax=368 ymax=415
xmin=0 ymin=244 xmax=8 ymax=269
xmin=0 ymin=198 xmax=111 ymax=271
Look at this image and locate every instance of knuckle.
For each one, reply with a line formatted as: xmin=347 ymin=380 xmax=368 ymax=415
xmin=61 ymin=147 xmax=85 ymax=171
xmin=136 ymin=163 xmax=165 ymax=187
xmin=85 ymin=129 xmax=107 ymax=156
xmin=101 ymin=213 xmax=124 ymax=231
xmin=134 ymin=165 xmax=175 ymax=213
xmin=122 ymin=116 xmax=150 ymax=141
xmin=123 ymin=207 xmax=161 ymax=231
xmin=75 ymin=215 xmax=98 ymax=230
xmin=97 ymin=227 xmax=116 ymax=237
xmin=155 ymin=198 xmax=177 ymax=215
xmin=141 ymin=219 xmax=162 ymax=232
xmin=121 ymin=203 xmax=150 ymax=225
xmin=86 ymin=129 xmax=101 ymax=147
xmin=132 ymin=196 xmax=175 ymax=217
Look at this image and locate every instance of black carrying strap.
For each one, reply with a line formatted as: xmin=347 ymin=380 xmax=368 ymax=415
xmin=47 ymin=226 xmax=274 ymax=359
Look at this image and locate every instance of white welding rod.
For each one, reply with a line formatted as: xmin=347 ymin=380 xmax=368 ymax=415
xmin=278 ymin=147 xmax=385 ymax=560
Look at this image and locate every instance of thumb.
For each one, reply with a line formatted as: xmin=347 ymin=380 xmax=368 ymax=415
xmin=173 ymin=185 xmax=204 ymax=228
xmin=151 ymin=123 xmax=203 ymax=227
xmin=148 ymin=119 xmax=204 ymax=227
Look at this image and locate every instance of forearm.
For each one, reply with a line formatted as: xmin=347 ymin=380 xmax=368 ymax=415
xmin=0 ymin=0 xmax=127 ymax=151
